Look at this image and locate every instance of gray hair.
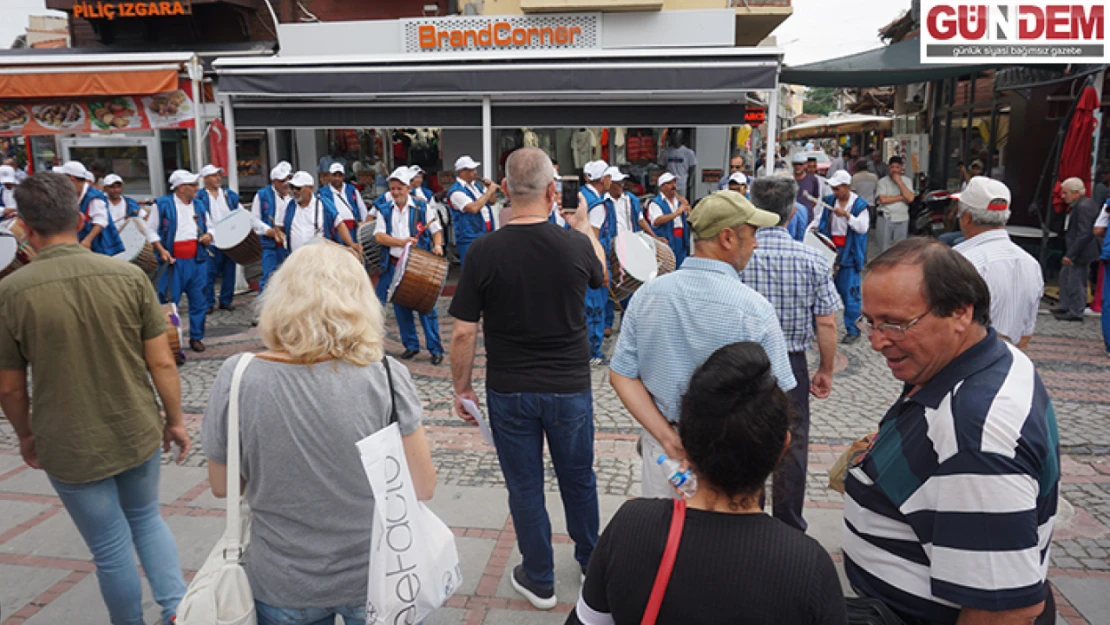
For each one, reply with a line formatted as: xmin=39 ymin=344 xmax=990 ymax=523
xmin=1061 ymin=177 xmax=1086 ymax=194
xmin=14 ymin=172 xmax=80 ymax=236
xmin=957 ymin=200 xmax=1010 ymax=227
xmin=749 ymin=175 xmax=798 ymax=227
xmin=505 ymin=147 xmax=554 ymax=204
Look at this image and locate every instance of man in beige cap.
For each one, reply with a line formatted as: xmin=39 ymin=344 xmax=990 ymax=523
xmin=609 ymin=190 xmax=797 ymax=497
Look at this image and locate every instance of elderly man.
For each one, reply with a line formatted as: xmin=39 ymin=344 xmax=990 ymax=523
xmin=0 ymin=173 xmax=189 ymax=625
xmin=319 ymin=162 xmax=369 ymax=234
xmin=812 ymin=170 xmax=870 ymax=344
xmin=610 ymin=191 xmax=796 ymax=498
xmin=448 ymin=155 xmax=499 ymax=264
xmin=792 ymin=152 xmax=821 ymax=223
xmin=0 ymin=165 xmax=17 ymax=217
xmin=450 ymin=148 xmax=607 ymax=610
xmin=875 ymin=156 xmax=915 ymax=252
xmin=250 ymin=162 xmax=293 ymax=291
xmin=647 ymin=172 xmax=692 ymax=270
xmin=848 ymin=238 xmax=1059 ymax=625
xmin=953 ymin=177 xmax=1043 ymax=348
xmin=741 ymin=176 xmax=842 ymax=531
xmin=375 ymin=167 xmax=446 ymax=365
xmin=597 ymin=167 xmax=653 ymax=337
xmin=279 ymin=170 xmax=360 ymax=256
xmin=195 ymin=165 xmax=242 ymax=313
xmin=1056 ymin=177 xmax=1102 ymax=322
xmin=148 ymin=170 xmax=211 ymax=353
xmin=54 ymin=160 xmax=125 ymax=256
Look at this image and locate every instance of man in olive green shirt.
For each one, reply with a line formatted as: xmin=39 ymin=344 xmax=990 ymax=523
xmin=0 ymin=172 xmax=190 ymax=625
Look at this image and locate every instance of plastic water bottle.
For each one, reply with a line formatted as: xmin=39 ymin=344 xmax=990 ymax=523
xmin=656 ymin=455 xmax=697 ymax=498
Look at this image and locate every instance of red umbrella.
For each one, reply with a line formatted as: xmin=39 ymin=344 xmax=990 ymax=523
xmin=1053 ymin=86 xmax=1099 ymax=213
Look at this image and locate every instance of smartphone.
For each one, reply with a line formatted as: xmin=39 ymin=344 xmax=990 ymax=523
xmin=561 ymin=176 xmax=580 ymax=210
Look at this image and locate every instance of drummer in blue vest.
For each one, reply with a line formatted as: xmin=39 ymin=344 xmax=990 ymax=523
xmin=374 ymin=167 xmax=446 ymax=365
xmin=320 ymin=162 xmax=370 ymax=233
xmin=448 ymin=155 xmax=499 ymax=264
xmin=408 ymin=165 xmax=433 ymax=203
xmin=579 ymin=160 xmax=614 ymax=365
xmin=53 ymin=161 xmax=124 ymax=256
xmin=278 ymin=170 xmax=361 ymax=256
xmin=147 ymin=170 xmax=211 ymax=352
xmin=647 ymin=172 xmax=692 ymax=269
xmin=196 ymin=164 xmax=242 ymax=313
xmin=599 ymin=166 xmax=655 ymax=337
xmin=102 ymin=174 xmax=151 ymax=235
xmin=249 ymin=162 xmax=292 ymax=291
xmin=810 ymin=169 xmax=870 ymax=344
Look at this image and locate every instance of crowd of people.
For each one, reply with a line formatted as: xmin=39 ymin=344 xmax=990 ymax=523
xmin=0 ymin=141 xmax=1075 ymax=625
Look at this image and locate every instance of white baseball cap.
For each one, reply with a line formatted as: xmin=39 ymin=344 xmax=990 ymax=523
xmin=0 ymin=166 xmax=16 ymax=185
xmin=328 ymin=162 xmax=345 ymax=175
xmin=103 ymin=174 xmax=123 ymax=187
xmin=791 ymin=152 xmax=809 ymax=165
xmin=408 ymin=165 xmax=424 ymax=176
xmin=388 ymin=167 xmax=414 ymax=185
xmin=829 ymin=170 xmax=852 ymax=188
xmin=289 ymin=171 xmax=315 ymax=188
xmin=657 ymin=172 xmax=677 ymax=186
xmin=53 ymin=160 xmax=89 ymax=180
xmin=605 ymin=167 xmax=628 ymax=182
xmin=728 ymin=172 xmax=748 ymax=186
xmin=583 ymin=161 xmax=610 ymax=182
xmin=198 ymin=164 xmax=223 ymax=179
xmin=270 ymin=162 xmax=292 ymax=181
xmin=455 ymin=156 xmax=480 ymax=171
xmin=169 ymin=170 xmax=199 ymax=189
xmin=951 ymin=176 xmax=1011 ymax=212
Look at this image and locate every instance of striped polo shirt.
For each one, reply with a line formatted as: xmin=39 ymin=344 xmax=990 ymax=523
xmin=843 ymin=329 xmax=1059 ymax=624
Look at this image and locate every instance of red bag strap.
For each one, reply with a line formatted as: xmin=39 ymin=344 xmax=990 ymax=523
xmin=641 ymin=499 xmax=686 ymax=625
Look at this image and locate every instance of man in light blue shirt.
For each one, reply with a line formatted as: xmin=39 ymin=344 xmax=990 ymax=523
xmin=610 ymin=190 xmax=797 ymax=498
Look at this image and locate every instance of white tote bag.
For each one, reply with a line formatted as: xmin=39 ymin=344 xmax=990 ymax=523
xmin=177 ymin=354 xmax=257 ymax=625
xmin=358 ymin=359 xmax=461 ymax=625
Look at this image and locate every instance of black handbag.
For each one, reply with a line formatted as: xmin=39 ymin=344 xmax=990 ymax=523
xmin=846 ymin=597 xmax=907 ymax=625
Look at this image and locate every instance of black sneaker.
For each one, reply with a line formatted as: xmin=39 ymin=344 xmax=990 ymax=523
xmin=510 ymin=565 xmax=556 ymax=610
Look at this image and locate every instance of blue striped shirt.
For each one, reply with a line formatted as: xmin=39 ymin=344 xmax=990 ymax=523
xmin=844 ymin=330 xmax=1059 ymax=623
xmin=610 ymin=257 xmax=796 ymax=424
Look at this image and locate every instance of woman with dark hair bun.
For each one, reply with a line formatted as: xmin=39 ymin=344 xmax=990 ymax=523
xmin=568 ymin=343 xmax=847 ymax=625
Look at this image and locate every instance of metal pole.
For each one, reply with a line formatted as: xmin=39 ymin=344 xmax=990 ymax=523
xmin=190 ymin=56 xmax=204 ymax=171
xmin=482 ymin=97 xmax=493 ymax=181
xmin=222 ymin=94 xmax=239 ymax=193
xmin=765 ymin=83 xmax=779 ymax=177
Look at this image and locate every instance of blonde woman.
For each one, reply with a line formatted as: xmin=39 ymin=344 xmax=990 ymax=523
xmin=201 ymin=242 xmax=436 ymax=625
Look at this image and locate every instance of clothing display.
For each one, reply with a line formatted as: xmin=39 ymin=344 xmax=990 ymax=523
xmin=571 ymin=128 xmax=597 ymax=169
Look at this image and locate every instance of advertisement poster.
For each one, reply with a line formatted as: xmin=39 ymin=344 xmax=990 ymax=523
xmin=0 ymin=81 xmax=195 ymax=137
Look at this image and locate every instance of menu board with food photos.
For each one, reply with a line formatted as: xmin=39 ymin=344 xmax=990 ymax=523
xmin=0 ymin=82 xmax=195 ymax=137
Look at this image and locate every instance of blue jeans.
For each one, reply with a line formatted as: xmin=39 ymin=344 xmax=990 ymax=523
xmin=48 ymin=452 xmax=186 ymax=625
xmin=260 ymin=246 xmax=289 ymax=292
xmin=1102 ymin=262 xmax=1110 ymax=352
xmin=835 ymin=266 xmax=862 ymax=336
xmin=256 ymin=600 xmax=365 ymax=625
xmin=158 ymin=258 xmax=208 ymax=341
xmin=938 ymin=231 xmax=965 ymax=247
xmin=486 ymin=389 xmax=599 ymax=588
xmin=205 ymin=248 xmax=236 ymax=308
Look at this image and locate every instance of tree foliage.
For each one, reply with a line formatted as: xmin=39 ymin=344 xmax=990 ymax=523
xmin=804 ymin=87 xmax=837 ymax=116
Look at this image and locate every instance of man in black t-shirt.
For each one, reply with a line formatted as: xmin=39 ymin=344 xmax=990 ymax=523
xmin=449 ymin=148 xmax=608 ymax=611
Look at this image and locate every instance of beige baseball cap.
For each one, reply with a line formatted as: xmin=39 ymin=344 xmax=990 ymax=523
xmin=689 ymin=190 xmax=780 ymax=239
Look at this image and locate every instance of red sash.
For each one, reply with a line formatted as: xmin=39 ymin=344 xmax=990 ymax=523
xmin=831 ymin=235 xmax=847 ymax=249
xmin=173 ymin=240 xmax=198 ymax=259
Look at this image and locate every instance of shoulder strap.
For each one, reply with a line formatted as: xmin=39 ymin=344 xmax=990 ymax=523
xmin=640 ymin=499 xmax=686 ymax=625
xmin=383 ymin=357 xmax=398 ymax=425
xmin=224 ymin=352 xmax=255 ymax=558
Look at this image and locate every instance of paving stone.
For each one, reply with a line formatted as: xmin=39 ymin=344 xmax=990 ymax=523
xmin=424 ymin=486 xmax=509 ymax=530
xmin=0 ymin=563 xmax=71 ymax=618
xmin=0 ymin=467 xmax=56 ymax=497
xmin=0 ymin=511 xmax=91 ymax=560
xmin=22 ymin=571 xmax=163 ymax=625
xmin=1053 ymin=576 xmax=1110 ymax=623
xmin=162 ymin=515 xmax=226 ymax=571
xmin=455 ymin=536 xmax=496 ymax=597
xmin=494 ymin=542 xmax=582 ymax=606
xmin=484 ymin=607 xmax=570 ymax=625
xmin=425 ymin=607 xmax=465 ymax=625
xmin=158 ymin=465 xmax=209 ymax=505
xmin=0 ymin=454 xmax=27 ymax=475
xmin=0 ymin=500 xmax=52 ymax=535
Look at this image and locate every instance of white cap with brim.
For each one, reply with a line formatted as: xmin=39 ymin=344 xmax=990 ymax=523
xmin=605 ymin=167 xmax=628 ymax=182
xmin=583 ymin=161 xmax=610 ymax=182
xmin=198 ymin=164 xmax=223 ymax=179
xmin=455 ymin=156 xmax=480 ymax=171
xmin=791 ymin=152 xmax=809 ymax=165
xmin=289 ymin=171 xmax=315 ymax=188
xmin=950 ymin=176 xmax=1011 ymax=211
xmin=408 ymin=165 xmax=424 ymax=176
xmin=829 ymin=170 xmax=853 ymax=187
xmin=270 ymin=162 xmax=292 ymax=181
xmin=103 ymin=174 xmax=123 ymax=187
xmin=0 ymin=166 xmax=16 ymax=185
xmin=728 ymin=172 xmax=748 ymax=186
xmin=54 ymin=160 xmax=89 ymax=180
xmin=169 ymin=170 xmax=199 ymax=189
xmin=657 ymin=172 xmax=677 ymax=186
xmin=329 ymin=162 xmax=345 ymax=174
xmin=388 ymin=167 xmax=414 ymax=185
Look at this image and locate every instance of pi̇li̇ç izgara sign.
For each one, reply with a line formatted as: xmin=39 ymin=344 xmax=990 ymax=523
xmin=72 ymin=1 xmax=192 ymax=20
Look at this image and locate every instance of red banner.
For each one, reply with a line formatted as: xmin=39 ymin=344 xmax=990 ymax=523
xmin=0 ymin=81 xmax=195 ymax=138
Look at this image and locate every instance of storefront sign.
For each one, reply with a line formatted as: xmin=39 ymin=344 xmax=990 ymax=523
xmin=73 ymin=1 xmax=192 ymax=20
xmin=744 ymin=107 xmax=766 ymax=126
xmin=0 ymin=82 xmax=195 ymax=137
xmin=401 ymin=14 xmax=601 ymax=54
xmin=922 ymin=1 xmax=1106 ymax=63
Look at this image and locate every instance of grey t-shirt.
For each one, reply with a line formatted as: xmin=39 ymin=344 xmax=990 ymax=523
xmin=876 ymin=175 xmax=915 ymax=222
xmin=201 ymin=354 xmax=423 ymax=608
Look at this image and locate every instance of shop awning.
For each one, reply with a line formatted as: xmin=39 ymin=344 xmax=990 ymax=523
xmin=782 ymin=113 xmax=893 ymax=139
xmin=0 ymin=52 xmax=194 ymax=99
xmin=780 ymin=39 xmax=997 ymax=88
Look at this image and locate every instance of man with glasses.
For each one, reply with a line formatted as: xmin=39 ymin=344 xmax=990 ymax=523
xmin=717 ymin=152 xmax=747 ymax=190
xmin=846 ymin=238 xmax=1059 ymax=625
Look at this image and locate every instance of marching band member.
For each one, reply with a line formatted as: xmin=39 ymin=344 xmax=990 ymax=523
xmin=810 ymin=170 xmax=870 ymax=344
xmin=102 ymin=174 xmax=145 ymax=232
xmin=448 ymin=155 xmax=498 ymax=265
xmin=408 ymin=165 xmax=433 ymax=203
xmin=0 ymin=165 xmax=17 ymax=218
xmin=278 ymin=171 xmax=361 ymax=256
xmin=647 ymin=172 xmax=691 ymax=269
xmin=250 ymin=162 xmax=292 ymax=291
xmin=580 ymin=160 xmax=614 ymax=365
xmin=374 ymin=167 xmax=446 ymax=365
xmin=600 ymin=167 xmax=654 ymax=335
xmin=54 ymin=161 xmax=125 ymax=256
xmin=320 ymin=162 xmax=370 ymax=233
xmin=148 ymin=170 xmax=211 ymax=352
xmin=197 ymin=165 xmax=241 ymax=312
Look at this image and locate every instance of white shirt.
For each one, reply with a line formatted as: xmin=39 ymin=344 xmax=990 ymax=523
xmin=1095 ymin=207 xmax=1110 ymax=229
xmin=108 ymin=197 xmax=159 ymax=244
xmin=1 ymin=187 xmax=15 ymax=210
xmin=809 ymin=192 xmax=870 ymax=236
xmin=954 ymin=229 xmax=1043 ymax=342
xmin=876 ymin=175 xmax=915 ymax=222
xmin=145 ymin=195 xmax=197 ymax=244
xmin=203 ymin=188 xmax=236 ymax=224
xmin=449 ymin=178 xmax=492 ymax=229
xmin=249 ymin=185 xmax=290 ymax=236
xmin=647 ymin=194 xmax=684 ymax=230
xmin=373 ymin=196 xmax=443 ymax=258
xmin=550 ymin=203 xmax=567 ymax=227
xmin=590 ymin=193 xmax=636 ymax=233
xmin=660 ymin=145 xmax=697 ymax=193
xmin=329 ymin=183 xmax=369 ymax=221
xmin=79 ymin=183 xmax=109 ymax=228
xmin=285 ymin=198 xmax=344 ymax=253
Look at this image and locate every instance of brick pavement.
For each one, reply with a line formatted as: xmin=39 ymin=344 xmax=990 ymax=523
xmin=1 ymin=291 xmax=1108 ymax=624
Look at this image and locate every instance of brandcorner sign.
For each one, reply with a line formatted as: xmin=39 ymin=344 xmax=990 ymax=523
xmin=921 ymin=1 xmax=1106 ymax=63
xmin=401 ymin=13 xmax=601 ymax=54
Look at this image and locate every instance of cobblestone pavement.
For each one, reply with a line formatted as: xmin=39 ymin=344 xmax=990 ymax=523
xmin=1 ymin=289 xmax=1108 ymax=624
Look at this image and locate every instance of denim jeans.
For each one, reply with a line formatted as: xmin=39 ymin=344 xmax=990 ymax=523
xmin=774 ymin=352 xmax=811 ymax=532
xmin=256 ymin=599 xmax=365 ymax=625
xmin=48 ymin=452 xmax=186 ymax=625
xmin=486 ymin=389 xmax=600 ymax=588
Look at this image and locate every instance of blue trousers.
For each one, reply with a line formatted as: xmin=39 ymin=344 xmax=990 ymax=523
xmin=487 ymin=389 xmax=599 ymax=587
xmin=49 ymin=453 xmax=187 ymax=625
xmin=835 ymin=266 xmax=862 ymax=336
xmin=585 ymin=286 xmax=608 ymax=359
xmin=1102 ymin=262 xmax=1110 ymax=352
xmin=256 ymin=600 xmax=365 ymax=625
xmin=260 ymin=246 xmax=288 ymax=292
xmin=204 ymin=248 xmax=236 ymax=308
xmin=456 ymin=241 xmax=471 ymax=266
xmin=672 ymin=242 xmax=689 ymax=270
xmin=381 ymin=262 xmax=444 ymax=354
xmin=158 ymin=258 xmax=207 ymax=341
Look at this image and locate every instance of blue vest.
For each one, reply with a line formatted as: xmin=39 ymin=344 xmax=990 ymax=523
xmin=122 ymin=196 xmax=143 ymax=219
xmin=649 ymin=195 xmax=689 ymax=256
xmin=582 ymin=185 xmax=617 ymax=252
xmin=195 ymin=187 xmax=241 ymax=222
xmin=818 ymin=194 xmax=870 ymax=270
xmin=78 ymin=186 xmax=125 ymax=256
xmin=448 ymin=180 xmax=491 ymax=246
xmin=378 ymin=197 xmax=433 ymax=272
xmin=254 ymin=185 xmax=283 ymax=250
xmin=282 ymin=195 xmax=342 ymax=250
xmin=154 ymin=193 xmax=209 ymax=263
xmin=320 ymin=183 xmax=363 ymax=222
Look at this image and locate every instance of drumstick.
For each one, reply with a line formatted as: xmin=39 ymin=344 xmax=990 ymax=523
xmin=803 ymin=191 xmax=837 ymax=213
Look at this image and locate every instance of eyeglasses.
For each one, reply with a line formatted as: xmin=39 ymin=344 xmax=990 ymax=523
xmin=289 ymin=185 xmax=303 ymax=191
xmin=855 ymin=310 xmax=930 ymax=341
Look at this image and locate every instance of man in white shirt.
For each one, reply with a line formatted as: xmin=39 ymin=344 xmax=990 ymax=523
xmin=874 ymin=156 xmax=916 ymax=252
xmin=250 ymin=163 xmax=293 ymax=292
xmin=102 ymin=174 xmax=158 ymax=255
xmin=0 ymin=165 xmax=17 ymax=218
xmin=448 ymin=156 xmax=499 ymax=265
xmin=278 ymin=171 xmax=360 ymax=256
xmin=53 ymin=161 xmax=124 ymax=256
xmin=647 ymin=172 xmax=692 ymax=268
xmin=952 ymin=177 xmax=1043 ymax=349
xmin=197 ymin=165 xmax=243 ymax=312
xmin=597 ymin=167 xmax=653 ymax=236
xmin=320 ymin=162 xmax=370 ymax=235
xmin=375 ymin=167 xmax=446 ymax=365
xmin=810 ymin=170 xmax=870 ymax=344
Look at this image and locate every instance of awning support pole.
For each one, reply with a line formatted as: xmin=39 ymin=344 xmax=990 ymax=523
xmin=223 ymin=94 xmax=239 ymax=193
xmin=190 ymin=56 xmax=204 ymax=171
xmin=766 ymin=82 xmax=779 ymax=176
xmin=482 ymin=97 xmax=492 ymax=181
